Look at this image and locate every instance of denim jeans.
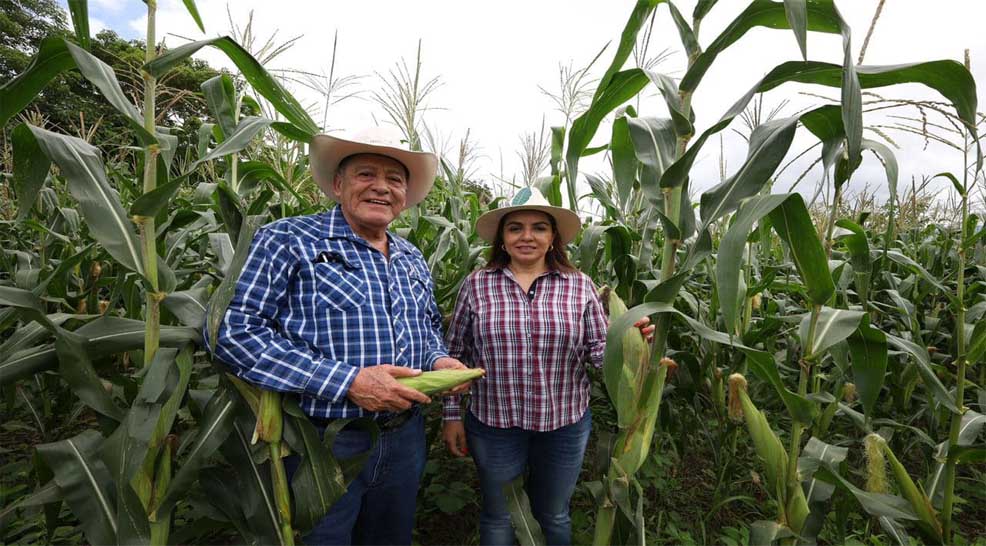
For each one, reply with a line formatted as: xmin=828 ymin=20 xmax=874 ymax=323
xmin=286 ymin=413 xmax=426 ymax=545
xmin=465 ymin=408 xmax=592 ymax=546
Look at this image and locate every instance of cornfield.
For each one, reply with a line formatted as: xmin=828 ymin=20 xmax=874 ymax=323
xmin=1 ymin=1 xmax=984 ymax=545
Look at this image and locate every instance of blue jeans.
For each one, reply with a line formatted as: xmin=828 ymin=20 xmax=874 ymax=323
xmin=289 ymin=413 xmax=426 ymax=545
xmin=465 ymin=409 xmax=592 ymax=546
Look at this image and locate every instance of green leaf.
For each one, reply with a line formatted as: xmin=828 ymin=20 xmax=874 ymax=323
xmin=967 ymin=318 xmax=986 ymax=365
xmin=885 ymin=334 xmax=960 ymax=413
xmin=67 ymin=0 xmax=90 ymax=49
xmin=153 ymin=386 xmax=238 ymax=518
xmin=207 ymin=215 xmax=266 ymax=351
xmin=282 ymin=402 xmax=347 ymax=532
xmin=0 ymin=36 xmax=74 ymax=130
xmin=750 ymin=520 xmax=795 ymax=546
xmin=693 ymin=0 xmax=718 ymax=20
xmin=783 ymin=0 xmax=808 ymax=59
xmin=26 ymin=125 xmax=145 ymax=275
xmin=0 ymin=285 xmax=56 ymax=331
xmin=767 ymin=194 xmax=834 ymax=305
xmin=162 ymin=287 xmax=210 ymax=329
xmin=503 ymin=475 xmax=546 ymax=546
xmin=885 ymin=250 xmax=949 ymax=296
xmin=144 ymin=37 xmax=317 ymax=136
xmin=11 ymin=123 xmax=52 ymax=221
xmin=220 ymin=420 xmax=286 ymax=545
xmin=194 ymin=116 xmax=273 ymax=168
xmin=608 ymin=301 xmax=814 ymax=422
xmin=64 ymin=41 xmax=156 ymax=144
xmin=799 ymin=307 xmax=866 ymax=357
xmin=611 ymin=111 xmax=637 ymax=212
xmin=667 ymin=2 xmax=699 ymax=59
xmin=55 ymin=328 xmax=124 ymax=422
xmin=181 ymin=0 xmax=206 ymax=32
xmin=681 ymin=0 xmax=845 ymax=93
xmin=130 ymin=176 xmax=184 ymax=217
xmin=626 ymin=116 xmax=676 ymax=204
xmin=202 ymin=74 xmax=237 ymax=139
xmin=847 ymin=318 xmax=888 ymax=419
xmin=36 ymin=430 xmax=118 ymax=545
xmin=0 ymin=317 xmax=200 ymax=386
xmin=834 ymin=219 xmax=871 ymax=273
xmin=700 ymin=117 xmax=799 ymax=225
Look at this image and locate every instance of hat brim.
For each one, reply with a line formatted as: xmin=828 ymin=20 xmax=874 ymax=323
xmin=310 ymin=134 xmax=438 ymax=208
xmin=475 ymin=204 xmax=582 ymax=245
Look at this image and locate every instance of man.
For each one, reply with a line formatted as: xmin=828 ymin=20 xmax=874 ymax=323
xmin=208 ymin=126 xmax=468 ymax=545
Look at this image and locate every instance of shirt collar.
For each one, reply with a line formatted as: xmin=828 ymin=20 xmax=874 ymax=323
xmin=483 ymin=266 xmax=574 ymax=280
xmin=321 ymin=205 xmax=410 ymax=258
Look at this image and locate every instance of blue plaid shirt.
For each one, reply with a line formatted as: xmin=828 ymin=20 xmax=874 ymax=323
xmin=207 ymin=205 xmax=449 ymax=419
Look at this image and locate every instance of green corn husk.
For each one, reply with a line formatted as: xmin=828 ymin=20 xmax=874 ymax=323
xmin=878 ymin=436 xmax=944 ymax=542
xmin=397 ymin=369 xmax=485 ymax=395
xmin=254 ymin=389 xmax=283 ymax=444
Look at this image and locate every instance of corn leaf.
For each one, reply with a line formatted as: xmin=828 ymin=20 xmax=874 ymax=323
xmin=503 ymin=475 xmax=546 ymax=546
xmin=0 ymin=37 xmax=74 ymax=126
xmin=281 ymin=401 xmax=347 ymax=533
xmin=0 ymin=316 xmax=200 ymax=386
xmin=847 ymin=319 xmax=888 ymax=420
xmin=783 ymin=0 xmax=808 ymax=59
xmin=886 ymin=334 xmax=960 ymax=413
xmin=181 ymin=0 xmax=205 ymax=33
xmin=194 ymin=116 xmax=273 ymax=168
xmin=143 ymin=37 xmax=317 ymax=137
xmin=767 ymin=194 xmax=834 ymax=306
xmin=202 ymin=74 xmax=238 ymax=139
xmin=153 ymin=386 xmax=238 ymax=518
xmin=11 ymin=123 xmax=52 ymax=221
xmin=26 ymin=125 xmax=145 ymax=276
xmin=66 ymin=0 xmax=89 ymax=49
xmin=64 ymin=41 xmax=157 ymax=144
xmin=36 ymin=430 xmax=118 ymax=545
xmin=207 ymin=215 xmax=266 ymax=351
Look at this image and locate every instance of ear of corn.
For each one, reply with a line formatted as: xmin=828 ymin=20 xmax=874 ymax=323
xmin=396 ymin=368 xmax=485 ymax=396
xmin=254 ymin=389 xmax=283 ymax=444
xmin=733 ymin=373 xmax=808 ymax=534
xmin=879 ymin=436 xmax=944 ymax=542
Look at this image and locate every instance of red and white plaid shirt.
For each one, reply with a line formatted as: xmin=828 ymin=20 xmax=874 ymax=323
xmin=442 ymin=267 xmax=609 ymax=431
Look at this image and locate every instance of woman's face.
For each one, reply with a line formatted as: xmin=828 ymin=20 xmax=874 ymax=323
xmin=501 ymin=210 xmax=554 ymax=267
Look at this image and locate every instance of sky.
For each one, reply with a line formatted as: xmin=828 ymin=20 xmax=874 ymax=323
xmin=60 ymin=0 xmax=986 ymax=209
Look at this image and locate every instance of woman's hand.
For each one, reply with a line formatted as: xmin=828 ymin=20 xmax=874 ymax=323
xmin=433 ymin=357 xmax=475 ymax=395
xmin=634 ymin=316 xmax=656 ymax=343
xmin=442 ymin=420 xmax=469 ymax=457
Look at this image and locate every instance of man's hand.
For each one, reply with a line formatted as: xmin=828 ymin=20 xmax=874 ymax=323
xmin=442 ymin=420 xmax=468 ymax=457
xmin=433 ymin=357 xmax=474 ymax=395
xmin=347 ymin=365 xmax=431 ymax=412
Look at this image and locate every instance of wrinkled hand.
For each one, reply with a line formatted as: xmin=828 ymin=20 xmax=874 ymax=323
xmin=442 ymin=420 xmax=468 ymax=457
xmin=347 ymin=365 xmax=431 ymax=412
xmin=634 ymin=317 xmax=656 ymax=343
xmin=433 ymin=357 xmax=474 ymax=395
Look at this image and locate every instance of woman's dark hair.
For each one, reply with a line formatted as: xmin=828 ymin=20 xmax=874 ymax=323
xmin=485 ymin=210 xmax=576 ymax=272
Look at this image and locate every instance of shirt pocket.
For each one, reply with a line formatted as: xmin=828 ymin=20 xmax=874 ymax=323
xmin=311 ymin=254 xmax=367 ymax=311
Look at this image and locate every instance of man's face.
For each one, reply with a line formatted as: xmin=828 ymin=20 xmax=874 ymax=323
xmin=333 ymin=153 xmax=409 ymax=233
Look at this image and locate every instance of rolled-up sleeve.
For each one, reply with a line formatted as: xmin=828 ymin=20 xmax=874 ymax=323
xmin=583 ymin=278 xmax=609 ymax=368
xmin=206 ymin=228 xmax=358 ymax=402
xmin=442 ymin=275 xmax=476 ymax=421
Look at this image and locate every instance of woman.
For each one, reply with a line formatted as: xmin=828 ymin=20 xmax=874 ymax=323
xmin=442 ymin=187 xmax=652 ymax=545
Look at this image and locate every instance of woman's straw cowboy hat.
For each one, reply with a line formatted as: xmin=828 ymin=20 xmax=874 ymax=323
xmin=476 ymin=186 xmax=582 ymax=244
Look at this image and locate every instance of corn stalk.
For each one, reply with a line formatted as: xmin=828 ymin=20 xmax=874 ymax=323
xmin=940 ymin=50 xmax=973 ymax=543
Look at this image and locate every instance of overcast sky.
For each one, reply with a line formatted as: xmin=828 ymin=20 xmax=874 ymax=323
xmin=64 ymin=0 xmax=986 ymax=208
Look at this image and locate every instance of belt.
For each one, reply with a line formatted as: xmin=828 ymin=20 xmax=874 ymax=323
xmin=310 ymin=406 xmax=420 ymax=433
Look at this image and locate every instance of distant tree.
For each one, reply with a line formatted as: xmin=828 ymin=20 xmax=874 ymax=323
xmin=1 ymin=0 xmax=219 ymax=156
